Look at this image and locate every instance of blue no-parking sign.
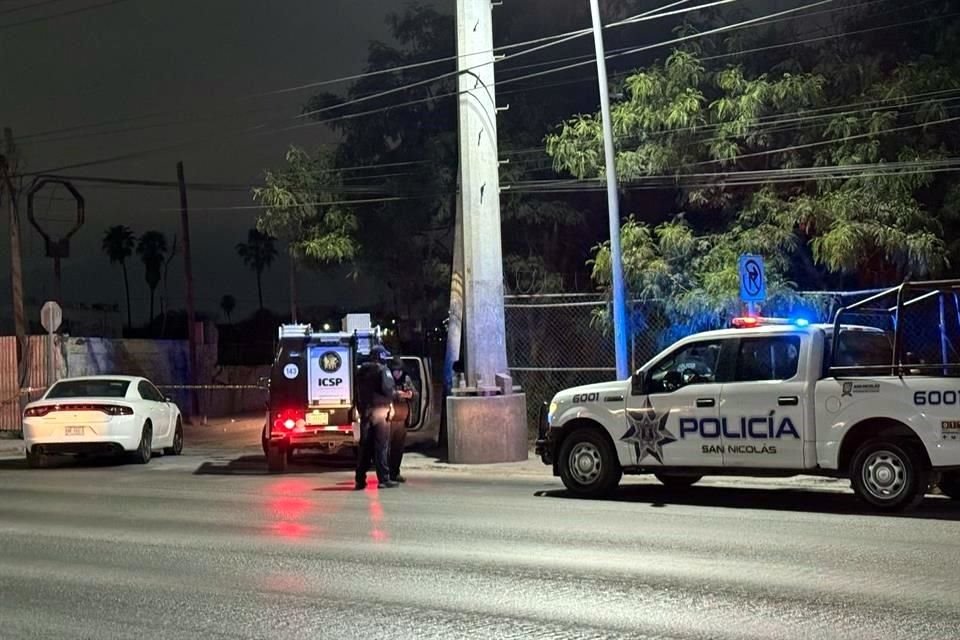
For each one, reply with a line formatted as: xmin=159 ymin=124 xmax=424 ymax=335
xmin=739 ymin=255 xmax=766 ymax=303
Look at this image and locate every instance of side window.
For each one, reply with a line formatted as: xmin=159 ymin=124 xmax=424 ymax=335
xmin=646 ymin=341 xmax=723 ymax=394
xmin=138 ymin=381 xmax=163 ymax=402
xmin=734 ymin=336 xmax=801 ymax=382
xmin=147 ymin=383 xmax=165 ymax=402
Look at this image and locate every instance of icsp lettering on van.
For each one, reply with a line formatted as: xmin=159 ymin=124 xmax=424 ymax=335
xmin=319 ymin=378 xmax=345 ymax=387
xmin=679 ymin=414 xmax=800 ymax=439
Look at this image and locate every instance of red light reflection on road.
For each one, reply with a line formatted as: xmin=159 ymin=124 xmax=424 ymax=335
xmin=262 ymin=478 xmax=325 ymax=541
xmin=271 ymin=521 xmax=310 ymax=539
xmin=365 ymin=487 xmax=389 ymax=544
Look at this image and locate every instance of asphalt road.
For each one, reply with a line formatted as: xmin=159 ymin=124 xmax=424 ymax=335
xmin=1 ymin=447 xmax=959 ymax=640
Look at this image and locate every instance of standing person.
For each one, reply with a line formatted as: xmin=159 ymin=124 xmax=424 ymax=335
xmin=355 ymin=345 xmax=397 ymax=490
xmin=387 ymin=357 xmax=417 ymax=483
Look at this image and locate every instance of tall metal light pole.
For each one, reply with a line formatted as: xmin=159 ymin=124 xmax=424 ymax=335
xmin=589 ymin=0 xmax=630 ymax=380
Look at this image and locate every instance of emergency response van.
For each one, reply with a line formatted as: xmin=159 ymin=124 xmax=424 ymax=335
xmin=537 ymin=281 xmax=960 ymax=511
xmin=262 ymin=314 xmax=433 ymax=473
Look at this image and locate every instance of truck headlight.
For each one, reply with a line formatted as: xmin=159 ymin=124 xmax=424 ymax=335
xmin=547 ymin=401 xmax=558 ymax=426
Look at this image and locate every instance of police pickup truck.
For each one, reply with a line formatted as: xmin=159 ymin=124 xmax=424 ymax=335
xmin=262 ymin=315 xmax=432 ymax=473
xmin=537 ymin=281 xmax=960 ymax=511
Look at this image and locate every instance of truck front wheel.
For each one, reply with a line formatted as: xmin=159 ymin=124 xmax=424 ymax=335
xmin=938 ymin=472 xmax=960 ymax=500
xmin=851 ymin=440 xmax=928 ymax=512
xmin=558 ymin=428 xmax=622 ymax=498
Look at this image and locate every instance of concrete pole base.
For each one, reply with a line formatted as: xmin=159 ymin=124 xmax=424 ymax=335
xmin=446 ymin=394 xmax=528 ymax=464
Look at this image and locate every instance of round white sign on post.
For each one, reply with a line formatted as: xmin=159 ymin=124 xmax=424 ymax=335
xmin=283 ymin=364 xmax=300 ymax=379
xmin=40 ymin=301 xmax=63 ymax=333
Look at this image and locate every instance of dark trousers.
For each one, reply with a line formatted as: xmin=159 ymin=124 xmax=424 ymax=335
xmin=389 ymin=418 xmax=406 ymax=479
xmin=356 ymin=407 xmax=390 ymax=485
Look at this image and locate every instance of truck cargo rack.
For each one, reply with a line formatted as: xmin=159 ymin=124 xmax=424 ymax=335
xmin=830 ymin=279 xmax=960 ymax=378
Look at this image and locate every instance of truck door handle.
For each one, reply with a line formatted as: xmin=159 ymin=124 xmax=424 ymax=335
xmin=696 ymin=398 xmax=715 ymax=408
xmin=778 ymin=396 xmax=799 ymax=406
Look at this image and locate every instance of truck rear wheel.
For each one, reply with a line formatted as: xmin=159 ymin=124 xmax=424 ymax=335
xmin=938 ymin=472 xmax=960 ymax=500
xmin=655 ymin=473 xmax=702 ymax=489
xmin=266 ymin=443 xmax=288 ymax=474
xmin=558 ymin=428 xmax=622 ymax=498
xmin=851 ymin=439 xmax=928 ymax=512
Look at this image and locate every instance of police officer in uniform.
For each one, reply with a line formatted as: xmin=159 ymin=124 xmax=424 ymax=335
xmin=387 ymin=357 xmax=417 ymax=483
xmin=355 ymin=345 xmax=396 ymax=490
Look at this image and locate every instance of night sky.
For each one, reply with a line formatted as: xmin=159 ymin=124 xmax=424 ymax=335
xmin=0 ymin=0 xmax=437 ymax=323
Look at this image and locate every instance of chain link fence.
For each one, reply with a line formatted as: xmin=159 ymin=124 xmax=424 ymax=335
xmin=505 ymin=290 xmax=881 ymax=430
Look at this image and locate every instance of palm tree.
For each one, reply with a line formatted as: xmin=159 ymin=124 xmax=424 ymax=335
xmin=136 ymin=231 xmax=168 ymax=326
xmin=101 ymin=225 xmax=135 ymax=329
xmin=220 ymin=294 xmax=236 ymax=324
xmin=235 ymin=229 xmax=277 ymax=310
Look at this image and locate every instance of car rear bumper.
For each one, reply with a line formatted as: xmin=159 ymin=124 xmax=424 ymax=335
xmin=24 ymin=417 xmax=141 ymax=453
xmin=28 ymin=441 xmax=129 ymax=456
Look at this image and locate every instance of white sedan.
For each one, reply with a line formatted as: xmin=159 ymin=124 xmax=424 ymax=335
xmin=22 ymin=375 xmax=184 ymax=468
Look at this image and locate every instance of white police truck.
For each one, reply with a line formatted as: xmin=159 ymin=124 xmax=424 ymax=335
xmin=536 ymin=281 xmax=960 ymax=511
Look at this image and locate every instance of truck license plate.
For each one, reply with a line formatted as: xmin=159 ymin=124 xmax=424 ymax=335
xmin=65 ymin=426 xmax=84 ymax=436
xmin=306 ymin=412 xmax=329 ymax=426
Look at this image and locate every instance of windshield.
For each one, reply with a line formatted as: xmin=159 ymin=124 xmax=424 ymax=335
xmin=46 ymin=379 xmax=131 ymax=399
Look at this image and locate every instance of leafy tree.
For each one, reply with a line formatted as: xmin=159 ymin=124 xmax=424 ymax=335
xmin=235 ymin=229 xmax=278 ymax=310
xmin=136 ymin=231 xmax=168 ymax=326
xmin=547 ymin=3 xmax=960 ymax=333
xmin=220 ymin=294 xmax=236 ymax=324
xmin=253 ymin=146 xmax=357 ymax=322
xmin=303 ymin=4 xmax=458 ymax=326
xmin=101 ymin=225 xmax=136 ymax=329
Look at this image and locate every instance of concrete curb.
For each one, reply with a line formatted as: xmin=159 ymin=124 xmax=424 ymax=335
xmin=0 ymin=443 xmax=25 ymax=458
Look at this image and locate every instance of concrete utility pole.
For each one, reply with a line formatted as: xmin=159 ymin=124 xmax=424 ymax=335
xmin=446 ymin=0 xmax=526 ymax=464
xmin=589 ymin=0 xmax=630 ymax=381
xmin=456 ymin=0 xmax=508 ymax=388
xmin=176 ymin=161 xmax=200 ymax=420
xmin=1 ymin=128 xmax=27 ymax=387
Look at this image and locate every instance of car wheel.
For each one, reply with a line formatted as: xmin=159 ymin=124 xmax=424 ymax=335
xmin=26 ymin=449 xmax=48 ymax=469
xmin=558 ymin=428 xmax=622 ymax=498
xmin=938 ymin=472 xmax=960 ymax=500
xmin=851 ymin=439 xmax=928 ymax=512
xmin=131 ymin=423 xmax=153 ymax=465
xmin=266 ymin=442 xmax=288 ymax=474
xmin=654 ymin=473 xmax=702 ymax=489
xmin=163 ymin=419 xmax=183 ymax=456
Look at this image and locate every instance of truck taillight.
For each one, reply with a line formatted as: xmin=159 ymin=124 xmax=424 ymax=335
xmin=273 ymin=409 xmax=305 ymax=433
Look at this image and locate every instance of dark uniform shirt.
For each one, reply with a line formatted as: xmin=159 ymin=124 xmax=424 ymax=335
xmin=356 ymin=362 xmax=396 ymax=412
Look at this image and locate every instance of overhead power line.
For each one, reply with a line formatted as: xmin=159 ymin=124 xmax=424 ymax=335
xmin=16 ymin=0 xmax=713 ymax=144
xmin=0 ymin=0 xmax=130 ymax=30
xmin=24 ymin=0 xmax=844 ymax=175
xmin=0 ymin=0 xmax=70 ymax=17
